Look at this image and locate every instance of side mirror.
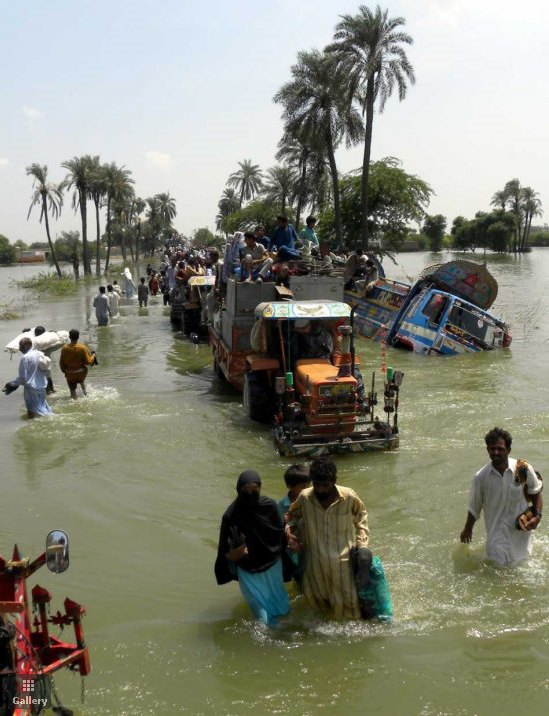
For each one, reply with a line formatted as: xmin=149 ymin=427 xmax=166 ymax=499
xmin=46 ymin=530 xmax=70 ymax=574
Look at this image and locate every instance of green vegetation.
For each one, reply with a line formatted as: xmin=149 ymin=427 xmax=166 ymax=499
xmin=0 ymin=234 xmax=16 ymax=264
xmin=26 ymin=163 xmax=63 ymax=276
xmin=422 ymin=214 xmax=447 ymax=252
xmin=317 ymin=158 xmax=432 ymax=249
xmin=490 ymin=179 xmax=542 ymax=252
xmin=13 ymin=271 xmax=79 ymax=297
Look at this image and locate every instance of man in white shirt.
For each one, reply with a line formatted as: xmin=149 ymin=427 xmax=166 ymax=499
xmin=2 ymin=337 xmax=53 ymax=418
xmin=460 ymin=427 xmax=543 ymax=566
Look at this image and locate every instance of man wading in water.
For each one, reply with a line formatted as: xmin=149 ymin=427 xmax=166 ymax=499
xmin=460 ymin=427 xmax=543 ymax=566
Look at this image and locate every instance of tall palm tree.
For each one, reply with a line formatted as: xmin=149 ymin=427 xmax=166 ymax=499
xmin=102 ymin=163 xmax=134 ymax=269
xmin=503 ymin=178 xmax=523 ymax=253
xmin=490 ymin=190 xmax=507 ymax=212
xmin=227 ymin=160 xmax=263 ymax=206
xmin=217 ymin=187 xmax=240 ymax=217
xmin=328 ymin=5 xmax=415 ymax=248
xmin=261 ymin=165 xmax=296 ymax=214
xmin=88 ymin=156 xmax=106 ymax=276
xmin=128 ymin=197 xmax=146 ymax=259
xmin=26 ymin=163 xmax=63 ymax=277
xmin=62 ymin=155 xmax=98 ymax=275
xmin=156 ymin=192 xmax=177 ymax=227
xmin=274 ymin=49 xmax=363 ymax=249
xmin=520 ymin=187 xmax=542 ymax=251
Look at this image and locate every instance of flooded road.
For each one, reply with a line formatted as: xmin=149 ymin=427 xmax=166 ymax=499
xmin=1 ymin=252 xmax=548 ymax=715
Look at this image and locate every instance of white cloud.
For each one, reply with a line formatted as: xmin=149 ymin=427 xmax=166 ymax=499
xmin=0 ymin=157 xmax=8 ymax=168
xmin=144 ymin=150 xmax=172 ymax=169
xmin=22 ymin=106 xmax=43 ymax=120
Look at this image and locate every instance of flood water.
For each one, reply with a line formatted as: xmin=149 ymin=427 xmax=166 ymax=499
xmin=1 ymin=252 xmax=549 ymax=716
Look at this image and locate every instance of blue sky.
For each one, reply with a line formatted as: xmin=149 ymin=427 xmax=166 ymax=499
xmin=2 ymin=0 xmax=548 ymax=243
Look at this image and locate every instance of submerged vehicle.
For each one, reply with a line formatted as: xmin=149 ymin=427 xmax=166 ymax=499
xmin=346 ymin=259 xmax=512 ymax=355
xmin=0 ymin=531 xmax=90 ymax=716
xmin=209 ymin=277 xmax=403 ymax=457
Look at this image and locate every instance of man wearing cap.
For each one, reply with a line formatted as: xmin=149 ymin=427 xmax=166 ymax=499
xmin=287 ymin=456 xmax=370 ymax=619
xmin=215 ymin=470 xmax=291 ymax=626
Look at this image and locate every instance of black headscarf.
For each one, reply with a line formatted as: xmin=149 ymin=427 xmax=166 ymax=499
xmin=214 ymin=470 xmax=286 ymax=585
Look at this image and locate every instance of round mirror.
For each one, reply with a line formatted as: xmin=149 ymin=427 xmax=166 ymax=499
xmin=45 ymin=530 xmax=69 ymax=574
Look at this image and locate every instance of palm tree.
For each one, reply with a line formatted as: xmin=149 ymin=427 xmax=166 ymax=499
xmin=62 ymin=155 xmax=98 ymax=275
xmin=328 ymin=5 xmax=415 ymax=248
xmin=102 ymin=163 xmax=134 ymax=269
xmin=274 ymin=49 xmax=363 ymax=249
xmin=490 ymin=190 xmax=508 ymax=212
xmin=26 ymin=163 xmax=63 ymax=277
xmin=128 ymin=197 xmax=146 ymax=259
xmin=88 ymin=156 xmax=106 ymax=276
xmin=520 ymin=187 xmax=542 ymax=251
xmin=261 ymin=165 xmax=296 ymax=214
xmin=156 ymin=192 xmax=177 ymax=227
xmin=227 ymin=160 xmax=263 ymax=206
xmin=503 ymin=178 xmax=522 ymax=252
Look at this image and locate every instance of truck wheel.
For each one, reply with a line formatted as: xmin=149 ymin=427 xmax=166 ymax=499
xmin=213 ymin=357 xmax=224 ymax=380
xmin=243 ymin=371 xmax=273 ymax=424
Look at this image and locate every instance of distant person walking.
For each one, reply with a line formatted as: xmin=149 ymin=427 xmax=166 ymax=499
xmin=59 ymin=329 xmax=97 ymax=399
xmin=2 ymin=337 xmax=53 ymax=418
xmin=138 ymin=277 xmax=149 ymax=307
xmin=93 ymin=286 xmax=111 ymax=326
xmin=107 ymin=284 xmax=120 ymax=318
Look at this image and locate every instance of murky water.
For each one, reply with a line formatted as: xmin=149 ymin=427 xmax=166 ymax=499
xmin=1 ymin=252 xmax=549 ymax=715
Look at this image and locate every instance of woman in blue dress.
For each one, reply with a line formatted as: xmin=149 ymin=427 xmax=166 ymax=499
xmin=215 ymin=471 xmax=291 ymax=627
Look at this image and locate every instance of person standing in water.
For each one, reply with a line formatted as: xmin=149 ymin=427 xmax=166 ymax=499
xmin=460 ymin=427 xmax=543 ymax=566
xmin=59 ymin=329 xmax=97 ymax=399
xmin=215 ymin=470 xmax=291 ymax=627
xmin=93 ymin=286 xmax=111 ymax=326
xmin=2 ymin=337 xmax=53 ymax=418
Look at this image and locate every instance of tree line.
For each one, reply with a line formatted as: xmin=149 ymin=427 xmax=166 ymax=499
xmin=24 ymin=158 xmax=178 ymax=277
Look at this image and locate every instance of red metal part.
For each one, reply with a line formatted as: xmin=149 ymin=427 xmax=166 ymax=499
xmin=0 ymin=543 xmax=91 ymax=715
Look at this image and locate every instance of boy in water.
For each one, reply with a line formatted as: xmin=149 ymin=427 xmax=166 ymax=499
xmin=278 ymin=463 xmax=311 ymax=588
xmin=138 ymin=277 xmax=149 ymax=307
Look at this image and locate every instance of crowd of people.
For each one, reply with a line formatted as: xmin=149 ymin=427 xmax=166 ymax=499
xmin=216 ymin=431 xmax=543 ymax=627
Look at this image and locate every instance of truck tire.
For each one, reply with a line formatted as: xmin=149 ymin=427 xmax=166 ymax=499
xmin=243 ymin=371 xmax=273 ymax=424
xmin=213 ymin=357 xmax=224 ymax=380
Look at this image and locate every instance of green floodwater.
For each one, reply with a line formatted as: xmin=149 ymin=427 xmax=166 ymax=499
xmin=0 ymin=252 xmax=548 ymax=716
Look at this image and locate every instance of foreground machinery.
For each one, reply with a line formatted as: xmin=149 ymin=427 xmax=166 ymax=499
xmin=0 ymin=532 xmax=90 ymax=716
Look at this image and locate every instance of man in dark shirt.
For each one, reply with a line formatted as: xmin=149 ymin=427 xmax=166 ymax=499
xmin=269 ymin=215 xmax=298 ymax=252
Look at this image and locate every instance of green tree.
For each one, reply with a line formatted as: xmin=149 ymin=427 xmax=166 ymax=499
xmin=261 ymin=165 xmax=296 ymax=214
xmin=274 ymin=49 xmax=363 ymax=249
xmin=53 ymin=230 xmax=81 ymax=278
xmin=102 ymin=163 xmax=134 ymax=269
xmin=216 ymin=187 xmax=241 ymax=233
xmin=227 ymin=160 xmax=263 ymax=207
xmin=192 ymin=228 xmax=215 ymax=246
xmin=62 ymin=155 xmax=100 ymax=275
xmin=317 ymin=158 xmax=431 ymax=249
xmin=26 ymin=163 xmax=63 ymax=276
xmin=88 ymin=156 xmax=106 ymax=276
xmin=328 ymin=4 xmax=415 ymax=249
xmin=0 ymin=235 xmax=16 ymax=265
xmin=221 ymin=198 xmax=286 ymax=237
xmin=422 ymin=214 xmax=447 ymax=252
xmin=520 ymin=187 xmax=542 ymax=251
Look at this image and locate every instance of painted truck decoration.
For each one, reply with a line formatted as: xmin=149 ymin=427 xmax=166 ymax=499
xmin=346 ymin=259 xmax=512 ymax=355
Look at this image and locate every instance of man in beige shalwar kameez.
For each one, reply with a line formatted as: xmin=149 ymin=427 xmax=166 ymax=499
xmin=287 ymin=457 xmax=370 ymax=619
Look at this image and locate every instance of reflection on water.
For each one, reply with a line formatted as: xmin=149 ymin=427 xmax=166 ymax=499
xmin=1 ymin=253 xmax=549 ymax=715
